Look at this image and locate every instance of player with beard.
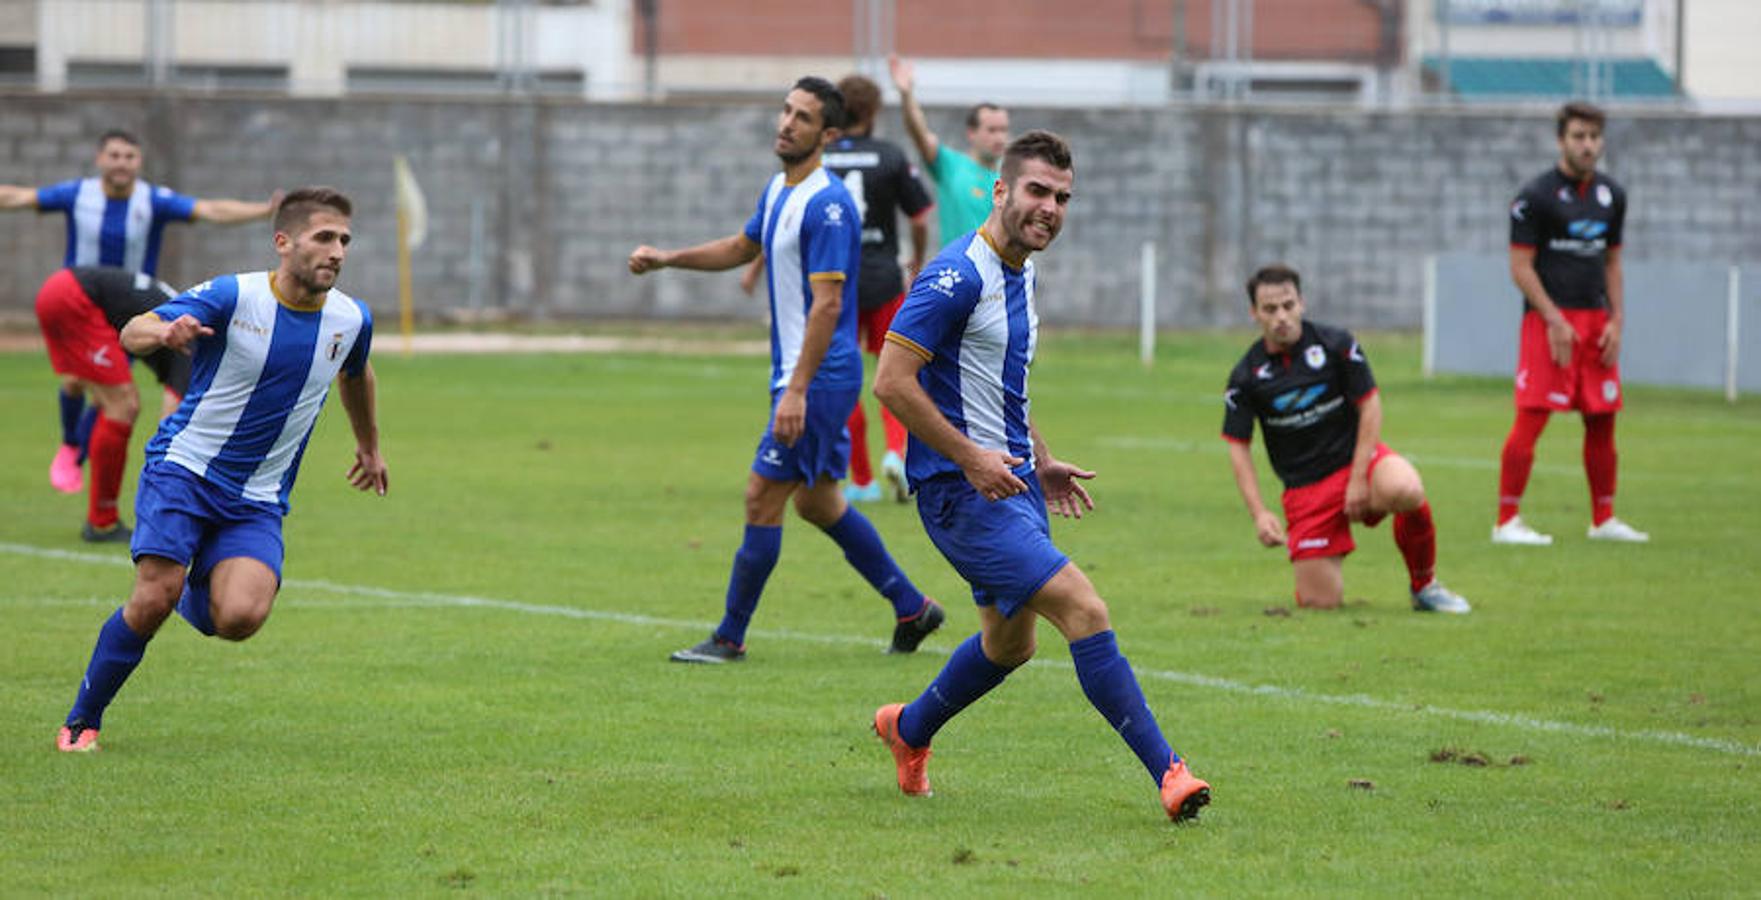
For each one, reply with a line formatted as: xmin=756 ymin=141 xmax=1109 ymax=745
xmin=870 ymin=130 xmax=1211 ymax=822
xmin=1222 ymin=265 xmax=1470 ymax=614
xmin=630 ymin=77 xmax=943 ymax=663
xmin=55 ymin=187 xmax=387 ymax=753
xmin=0 ymin=129 xmax=276 ymax=498
xmin=1493 ymin=101 xmax=1647 ymax=545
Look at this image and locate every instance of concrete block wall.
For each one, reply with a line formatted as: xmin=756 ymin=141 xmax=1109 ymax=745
xmin=2 ymin=91 xmax=1758 ymax=330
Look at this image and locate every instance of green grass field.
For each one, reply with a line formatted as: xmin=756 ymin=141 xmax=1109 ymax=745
xmin=2 ymin=329 xmax=1757 ymax=896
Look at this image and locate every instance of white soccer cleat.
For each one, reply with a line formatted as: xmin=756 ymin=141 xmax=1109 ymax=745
xmin=1491 ymin=516 xmax=1553 ymax=546
xmin=1411 ymin=580 xmax=1472 ymax=614
xmin=1587 ymin=517 xmax=1649 ymax=543
xmin=880 ymin=451 xmax=909 ymax=503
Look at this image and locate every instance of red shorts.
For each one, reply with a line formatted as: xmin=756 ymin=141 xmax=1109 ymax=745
xmin=858 ymin=293 xmax=904 ymax=354
xmin=1516 ymin=308 xmax=1622 ymax=413
xmin=35 ymin=269 xmax=131 ymax=386
xmin=1281 ymin=443 xmax=1394 ymax=562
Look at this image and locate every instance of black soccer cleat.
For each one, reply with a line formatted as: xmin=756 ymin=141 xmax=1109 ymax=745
xmin=80 ymin=521 xmax=132 ymax=544
xmin=887 ymin=598 xmax=944 ymax=654
xmin=669 ymin=635 xmax=746 ymax=664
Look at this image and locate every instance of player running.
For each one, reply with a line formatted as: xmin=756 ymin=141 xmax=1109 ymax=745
xmin=871 ymin=130 xmax=1211 ymax=822
xmin=33 ymin=266 xmax=191 ymax=542
xmin=1494 ymin=101 xmax=1647 ymax=546
xmin=0 ymin=128 xmax=277 ymax=498
xmin=629 ymin=77 xmax=944 ymax=663
xmin=1222 ymin=265 xmax=1470 ymax=614
xmin=55 ymin=187 xmax=387 ymax=753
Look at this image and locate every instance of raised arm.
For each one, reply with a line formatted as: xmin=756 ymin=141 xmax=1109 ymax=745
xmin=1225 ymin=438 xmax=1285 ymax=548
xmin=888 ymin=55 xmax=940 ymax=167
xmin=905 ymin=211 xmax=930 ymax=285
xmin=337 ymin=362 xmax=388 ymax=495
xmin=192 ymin=194 xmax=276 ymax=224
xmin=874 ymin=339 xmax=1026 ymax=501
xmin=0 ymin=184 xmax=38 ymax=210
xmin=629 ymin=234 xmax=761 ymax=275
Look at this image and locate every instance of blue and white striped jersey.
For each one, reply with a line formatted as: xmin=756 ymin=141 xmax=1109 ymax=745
xmin=742 ymin=166 xmax=862 ymax=392
xmin=885 ymin=230 xmax=1039 ymax=487
xmin=36 ymin=177 xmax=196 ymax=276
xmin=144 ymin=272 xmax=373 ymax=513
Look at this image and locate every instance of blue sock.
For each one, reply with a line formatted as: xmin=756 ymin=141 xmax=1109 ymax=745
xmin=714 ymin=524 xmax=782 ymax=647
xmin=177 ymin=581 xmax=216 ymax=636
xmin=822 ymin=506 xmax=925 ymax=619
xmin=58 ymin=388 xmax=86 ymax=447
xmin=67 ymin=608 xmax=152 ymax=729
xmin=74 ymin=406 xmax=99 ymax=464
xmin=898 ymin=632 xmax=1013 ymax=748
xmin=1070 ymin=630 xmax=1176 ymax=784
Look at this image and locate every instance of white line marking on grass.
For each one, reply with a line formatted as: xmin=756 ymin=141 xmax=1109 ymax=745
xmin=6 ymin=541 xmax=1755 ymax=759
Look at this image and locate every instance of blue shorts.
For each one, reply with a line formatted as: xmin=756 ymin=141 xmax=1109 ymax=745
xmin=914 ymin=472 xmax=1069 ymax=618
xmin=131 ymin=461 xmax=285 ymax=588
xmin=749 ymin=385 xmax=857 ymax=487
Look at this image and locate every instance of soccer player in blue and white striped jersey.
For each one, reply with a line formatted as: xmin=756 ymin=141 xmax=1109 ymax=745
xmin=55 ymin=187 xmax=388 ymax=754
xmin=870 ymin=131 xmax=1211 ymax=821
xmin=629 ymin=77 xmax=943 ymax=663
xmin=0 ymin=129 xmax=278 ymax=499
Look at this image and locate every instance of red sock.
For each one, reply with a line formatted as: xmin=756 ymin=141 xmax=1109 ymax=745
xmin=1498 ymin=409 xmax=1550 ymax=524
xmin=880 ymin=404 xmax=908 ymax=456
xmin=87 ymin=415 xmax=132 ymax=529
xmin=1583 ymin=413 xmax=1617 ymax=525
xmin=846 ymin=399 xmax=872 ymax=487
xmin=1393 ymin=502 xmax=1437 ymax=593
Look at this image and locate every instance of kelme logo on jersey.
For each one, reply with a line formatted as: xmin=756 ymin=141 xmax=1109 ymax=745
xmin=824 ymin=202 xmax=845 ymax=225
xmin=1271 ymin=384 xmax=1328 ymax=413
xmin=1567 ymin=219 xmax=1608 ymax=240
xmin=929 ymin=267 xmax=963 ymax=297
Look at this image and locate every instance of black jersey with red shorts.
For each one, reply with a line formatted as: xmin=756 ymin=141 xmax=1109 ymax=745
xmin=36 ymin=266 xmax=189 ymax=393
xmin=1509 ymin=167 xmax=1626 ymax=412
xmin=823 ymin=134 xmax=933 ymax=312
xmin=1223 ymin=321 xmax=1388 ymax=560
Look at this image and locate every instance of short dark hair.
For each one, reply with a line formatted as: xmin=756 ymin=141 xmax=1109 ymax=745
xmin=1245 ymin=264 xmax=1303 ymax=307
xmin=837 ymin=74 xmax=881 ymax=130
xmin=999 ymin=130 xmax=1072 ymax=184
xmin=792 ymin=76 xmax=847 ymax=131
xmin=97 ymin=129 xmax=140 ymax=151
xmin=1556 ymin=101 xmax=1606 ymax=137
xmin=273 ymin=186 xmax=352 ymax=235
xmin=965 ymin=103 xmax=1004 ymax=130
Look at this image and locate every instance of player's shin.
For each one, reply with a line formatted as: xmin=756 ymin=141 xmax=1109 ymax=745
xmin=899 ymin=633 xmax=1014 ymax=747
xmin=67 ymin=608 xmax=152 ymax=729
xmin=1070 ymin=630 xmax=1177 ymax=783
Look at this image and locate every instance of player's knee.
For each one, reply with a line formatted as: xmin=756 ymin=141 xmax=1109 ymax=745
xmin=212 ymin=604 xmax=270 ymax=642
xmin=1387 ymin=479 xmax=1425 ymax=513
xmin=792 ymin=491 xmax=841 ymax=528
xmin=984 ymin=632 xmax=1036 ymax=667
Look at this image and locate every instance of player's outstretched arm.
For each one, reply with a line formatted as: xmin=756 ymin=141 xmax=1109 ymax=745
xmin=0 ymin=184 xmax=38 ymax=209
xmin=888 ymin=55 xmax=940 ymax=166
xmin=338 ymin=363 xmax=388 ymax=496
xmin=628 ymin=234 xmax=759 ymax=275
xmin=121 ymin=312 xmax=212 ymax=356
xmin=1029 ymin=422 xmax=1095 ymax=519
xmin=192 ymin=193 xmax=277 ymax=224
xmin=874 ymin=340 xmax=1026 ymax=501
xmin=1225 ymin=439 xmax=1285 ymax=547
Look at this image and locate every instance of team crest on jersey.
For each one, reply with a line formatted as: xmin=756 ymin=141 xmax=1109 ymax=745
xmin=327 ymin=332 xmax=345 ymax=362
xmin=929 ymin=267 xmax=963 ymax=297
xmin=1305 ymin=345 xmax=1326 ymax=369
xmin=1602 ymin=379 xmax=1619 ymax=402
xmin=1597 ymin=184 xmax=1613 ymax=207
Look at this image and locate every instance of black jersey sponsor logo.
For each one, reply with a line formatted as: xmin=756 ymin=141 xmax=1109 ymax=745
xmin=1265 ymin=394 xmax=1345 ymax=429
xmin=1272 ymin=383 xmax=1328 ymax=413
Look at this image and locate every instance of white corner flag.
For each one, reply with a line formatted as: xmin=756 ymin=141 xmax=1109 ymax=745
xmin=393 ymin=156 xmax=428 ymax=355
